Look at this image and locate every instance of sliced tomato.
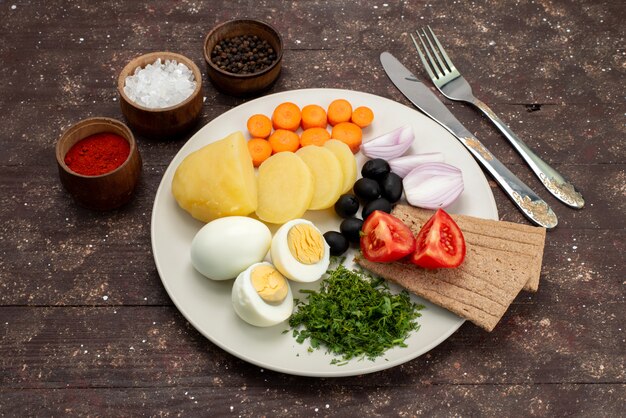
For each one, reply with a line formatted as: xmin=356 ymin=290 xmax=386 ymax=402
xmin=410 ymin=209 xmax=466 ymax=269
xmin=360 ymin=210 xmax=416 ymax=262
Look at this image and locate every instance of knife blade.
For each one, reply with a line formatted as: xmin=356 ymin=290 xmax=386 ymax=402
xmin=380 ymin=51 xmax=557 ymax=229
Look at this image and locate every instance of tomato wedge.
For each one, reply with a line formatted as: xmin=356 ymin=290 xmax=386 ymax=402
xmin=410 ymin=209 xmax=466 ymax=269
xmin=360 ymin=211 xmax=416 ymax=262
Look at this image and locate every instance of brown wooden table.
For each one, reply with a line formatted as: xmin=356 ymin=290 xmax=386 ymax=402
xmin=1 ymin=1 xmax=624 ymax=416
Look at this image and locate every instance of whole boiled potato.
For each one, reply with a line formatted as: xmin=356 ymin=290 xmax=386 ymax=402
xmin=172 ymin=131 xmax=257 ymax=222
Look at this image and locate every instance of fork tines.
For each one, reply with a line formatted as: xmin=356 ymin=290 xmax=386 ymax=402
xmin=410 ymin=27 xmax=457 ymax=81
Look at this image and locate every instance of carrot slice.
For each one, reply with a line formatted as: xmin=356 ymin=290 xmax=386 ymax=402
xmin=300 ymin=127 xmax=331 ymax=147
xmin=331 ymin=122 xmax=362 ymax=153
xmin=269 ymin=129 xmax=300 ymax=153
xmin=247 ymin=138 xmax=273 ymax=167
xmin=351 ymin=106 xmax=374 ymax=128
xmin=272 ymin=102 xmax=301 ymax=131
xmin=301 ymin=104 xmax=328 ymax=130
xmin=247 ymin=114 xmax=272 ymax=138
xmin=327 ymin=99 xmax=352 ymax=126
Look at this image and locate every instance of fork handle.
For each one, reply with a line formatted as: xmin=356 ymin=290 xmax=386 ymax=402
xmin=472 ymin=99 xmax=584 ymax=209
xmin=450 ymin=130 xmax=558 ymax=229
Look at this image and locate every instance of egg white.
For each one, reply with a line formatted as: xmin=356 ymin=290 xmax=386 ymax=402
xmin=190 ymin=216 xmax=271 ymax=281
xmin=231 ymin=262 xmax=294 ymax=327
xmin=270 ymin=219 xmax=330 ymax=283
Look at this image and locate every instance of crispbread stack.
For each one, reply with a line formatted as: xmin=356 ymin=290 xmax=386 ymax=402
xmin=355 ymin=205 xmax=547 ymax=332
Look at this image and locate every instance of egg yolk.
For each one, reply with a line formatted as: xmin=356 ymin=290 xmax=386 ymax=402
xmin=251 ymin=265 xmax=289 ymax=304
xmin=287 ymin=223 xmax=324 ymax=265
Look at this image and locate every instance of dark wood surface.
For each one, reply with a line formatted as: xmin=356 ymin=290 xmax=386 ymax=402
xmin=1 ymin=0 xmax=624 ymax=416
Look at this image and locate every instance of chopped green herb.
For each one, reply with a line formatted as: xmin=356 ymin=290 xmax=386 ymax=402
xmin=288 ymin=264 xmax=424 ymax=363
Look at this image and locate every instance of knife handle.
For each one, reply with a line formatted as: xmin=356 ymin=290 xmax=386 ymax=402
xmin=455 ymin=133 xmax=558 ymax=229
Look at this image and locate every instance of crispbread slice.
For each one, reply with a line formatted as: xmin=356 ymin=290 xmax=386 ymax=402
xmin=393 ymin=205 xmax=546 ymax=292
xmin=355 ymin=205 xmax=546 ymax=331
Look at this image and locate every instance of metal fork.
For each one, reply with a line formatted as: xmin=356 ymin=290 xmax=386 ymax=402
xmin=411 ymin=26 xmax=584 ymax=209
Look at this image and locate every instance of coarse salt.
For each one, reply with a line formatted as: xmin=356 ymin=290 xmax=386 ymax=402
xmin=124 ymin=58 xmax=196 ymax=109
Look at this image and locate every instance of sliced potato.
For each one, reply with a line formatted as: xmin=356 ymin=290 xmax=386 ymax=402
xmin=324 ymin=139 xmax=357 ymax=194
xmin=295 ymin=146 xmax=344 ymax=210
xmin=256 ymin=152 xmax=314 ymax=224
xmin=171 ymin=131 xmax=257 ymax=223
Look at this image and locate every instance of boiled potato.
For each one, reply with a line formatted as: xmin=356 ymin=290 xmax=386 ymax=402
xmin=256 ymin=152 xmax=314 ymax=224
xmin=323 ymin=139 xmax=357 ymax=194
xmin=172 ymin=131 xmax=257 ymax=222
xmin=295 ymin=146 xmax=344 ymax=210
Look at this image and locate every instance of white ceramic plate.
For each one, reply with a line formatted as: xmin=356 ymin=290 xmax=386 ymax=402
xmin=151 ymin=88 xmax=498 ymax=377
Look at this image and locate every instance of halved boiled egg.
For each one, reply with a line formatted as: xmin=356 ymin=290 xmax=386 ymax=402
xmin=231 ymin=262 xmax=294 ymax=327
xmin=270 ymin=219 xmax=330 ymax=283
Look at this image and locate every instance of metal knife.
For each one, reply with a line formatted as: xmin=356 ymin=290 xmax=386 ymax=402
xmin=380 ymin=51 xmax=558 ymax=229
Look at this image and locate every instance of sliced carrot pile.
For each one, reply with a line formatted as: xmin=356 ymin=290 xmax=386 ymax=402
xmin=247 ymin=138 xmax=273 ymax=167
xmin=351 ymin=106 xmax=374 ymax=128
xmin=272 ymin=102 xmax=301 ymax=131
xmin=301 ymin=104 xmax=328 ymax=130
xmin=327 ymin=99 xmax=352 ymax=126
xmin=247 ymin=114 xmax=272 ymax=139
xmin=331 ymin=122 xmax=362 ymax=153
xmin=269 ymin=129 xmax=300 ymax=153
xmin=246 ymin=100 xmax=373 ymax=155
xmin=300 ymin=127 xmax=331 ymax=147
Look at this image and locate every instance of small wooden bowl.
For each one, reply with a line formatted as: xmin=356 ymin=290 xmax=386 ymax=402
xmin=203 ymin=19 xmax=283 ymax=96
xmin=117 ymin=51 xmax=203 ymax=139
xmin=56 ymin=117 xmax=142 ymax=211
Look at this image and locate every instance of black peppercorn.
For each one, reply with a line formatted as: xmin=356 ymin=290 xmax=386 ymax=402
xmin=211 ymin=34 xmax=277 ymax=74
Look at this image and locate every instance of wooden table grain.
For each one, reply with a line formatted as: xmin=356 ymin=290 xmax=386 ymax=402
xmin=1 ymin=0 xmax=624 ymax=416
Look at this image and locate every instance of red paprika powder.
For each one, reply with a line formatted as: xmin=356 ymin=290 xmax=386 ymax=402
xmin=64 ymin=132 xmax=130 ymax=176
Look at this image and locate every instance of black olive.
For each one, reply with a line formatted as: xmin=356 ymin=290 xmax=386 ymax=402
xmin=340 ymin=217 xmax=363 ymax=244
xmin=361 ymin=158 xmax=390 ymax=181
xmin=334 ymin=194 xmax=360 ymax=218
xmin=323 ymin=231 xmax=349 ymax=256
xmin=362 ymin=198 xmax=392 ymax=220
xmin=380 ymin=172 xmax=403 ymax=203
xmin=353 ymin=178 xmax=380 ymax=202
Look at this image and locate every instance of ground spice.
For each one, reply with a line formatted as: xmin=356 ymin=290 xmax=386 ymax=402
xmin=64 ymin=132 xmax=130 ymax=176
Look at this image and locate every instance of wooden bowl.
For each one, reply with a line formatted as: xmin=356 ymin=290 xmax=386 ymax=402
xmin=203 ymin=19 xmax=283 ymax=96
xmin=56 ymin=117 xmax=142 ymax=211
xmin=117 ymin=51 xmax=203 ymax=139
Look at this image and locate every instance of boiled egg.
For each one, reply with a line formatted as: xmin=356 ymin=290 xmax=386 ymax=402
xmin=270 ymin=219 xmax=330 ymax=283
xmin=190 ymin=216 xmax=271 ymax=280
xmin=232 ymin=262 xmax=294 ymax=327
